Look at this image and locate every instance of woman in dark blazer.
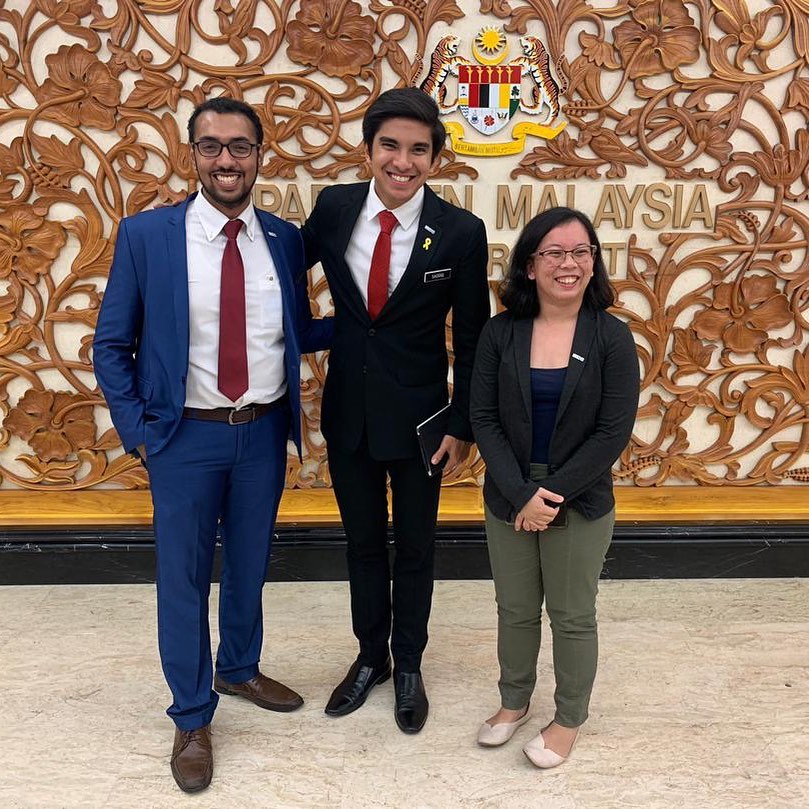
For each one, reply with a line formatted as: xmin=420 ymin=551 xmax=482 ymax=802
xmin=470 ymin=207 xmax=639 ymax=768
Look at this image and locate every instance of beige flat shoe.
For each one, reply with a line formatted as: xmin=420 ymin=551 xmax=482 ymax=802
xmin=523 ymin=725 xmax=579 ymax=768
xmin=477 ymin=710 xmax=531 ymax=747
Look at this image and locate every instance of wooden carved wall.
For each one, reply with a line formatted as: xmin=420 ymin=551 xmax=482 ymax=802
xmin=0 ymin=0 xmax=807 ymax=492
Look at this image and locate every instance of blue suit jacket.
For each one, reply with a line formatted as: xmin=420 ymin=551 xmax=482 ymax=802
xmin=93 ymin=193 xmax=332 ymax=459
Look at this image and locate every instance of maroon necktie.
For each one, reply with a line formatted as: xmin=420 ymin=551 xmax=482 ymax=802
xmin=367 ymin=210 xmax=398 ymax=320
xmin=217 ymin=219 xmax=248 ymax=401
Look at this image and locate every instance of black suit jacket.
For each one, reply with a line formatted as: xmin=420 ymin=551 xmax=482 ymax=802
xmin=470 ymin=305 xmax=640 ymax=521
xmin=302 ymin=182 xmax=490 ymax=459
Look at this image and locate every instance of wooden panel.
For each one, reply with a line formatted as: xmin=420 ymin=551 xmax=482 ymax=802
xmin=1 ymin=486 xmax=807 ymax=529
xmin=2 ymin=3 xmax=809 ymax=497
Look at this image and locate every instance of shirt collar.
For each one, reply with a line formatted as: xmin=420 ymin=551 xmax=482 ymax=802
xmin=193 ymin=190 xmax=258 ymax=242
xmin=365 ymin=180 xmax=424 ymax=231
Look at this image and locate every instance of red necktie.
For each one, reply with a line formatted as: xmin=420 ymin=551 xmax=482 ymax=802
xmin=218 ymin=219 xmax=248 ymax=401
xmin=367 ymin=210 xmax=398 ymax=320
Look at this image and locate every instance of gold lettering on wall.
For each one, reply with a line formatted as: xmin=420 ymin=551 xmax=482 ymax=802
xmin=434 ymin=184 xmax=474 ymax=211
xmin=487 ymin=243 xmax=510 ymax=280
xmin=496 ymin=184 xmax=531 ymax=230
xmin=593 ymin=186 xmax=623 ymax=228
xmin=617 ymin=186 xmax=645 ymax=227
xmin=601 ymin=243 xmax=627 ymax=277
xmin=536 ymin=185 xmax=560 ymax=211
xmin=642 ymin=184 xmax=673 ymax=229
xmin=682 ymin=185 xmax=713 ymax=229
xmin=256 ymin=185 xmax=283 ymax=212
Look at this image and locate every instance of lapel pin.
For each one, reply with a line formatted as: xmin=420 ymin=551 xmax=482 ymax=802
xmin=424 ymin=225 xmax=435 ymax=234
xmin=422 ymin=237 xmax=432 ymax=250
xmin=267 ymin=230 xmax=277 ymax=238
xmin=572 ymin=353 xmax=584 ymax=362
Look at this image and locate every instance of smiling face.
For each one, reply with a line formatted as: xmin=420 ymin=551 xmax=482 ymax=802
xmin=527 ymin=219 xmax=595 ymax=308
xmin=190 ymin=110 xmax=260 ymax=217
xmin=366 ymin=117 xmax=440 ymax=210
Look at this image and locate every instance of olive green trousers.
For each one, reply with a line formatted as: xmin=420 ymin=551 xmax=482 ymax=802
xmin=484 ymin=465 xmax=615 ymax=727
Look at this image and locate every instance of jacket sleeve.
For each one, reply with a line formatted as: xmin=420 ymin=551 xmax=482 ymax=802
xmin=300 ymin=190 xmax=327 ymax=270
xmin=92 ymin=219 xmax=146 ymax=453
xmin=470 ymin=319 xmax=541 ymax=511
xmin=542 ymin=319 xmax=639 ymax=501
xmin=447 ymin=217 xmax=491 ymax=441
xmin=290 ymin=225 xmax=333 ymax=354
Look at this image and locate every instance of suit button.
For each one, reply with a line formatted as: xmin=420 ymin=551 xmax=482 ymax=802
xmin=368 ymin=328 xmax=376 ymax=336
xmin=362 ymin=365 xmax=367 ymax=374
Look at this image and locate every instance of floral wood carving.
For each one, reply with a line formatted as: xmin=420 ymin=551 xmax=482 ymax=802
xmin=0 ymin=0 xmax=806 ymax=490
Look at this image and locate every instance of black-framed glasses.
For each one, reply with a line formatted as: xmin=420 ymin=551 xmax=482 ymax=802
xmin=193 ymin=139 xmax=259 ymax=159
xmin=531 ymin=245 xmax=596 ymax=266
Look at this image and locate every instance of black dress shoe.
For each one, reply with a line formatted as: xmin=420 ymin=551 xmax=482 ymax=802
xmin=394 ymin=671 xmax=429 ymax=734
xmin=325 ymin=658 xmax=391 ymax=717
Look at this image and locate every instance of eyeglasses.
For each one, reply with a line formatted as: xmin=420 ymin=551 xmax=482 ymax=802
xmin=193 ymin=139 xmax=259 ymax=159
xmin=531 ymin=245 xmax=596 ymax=266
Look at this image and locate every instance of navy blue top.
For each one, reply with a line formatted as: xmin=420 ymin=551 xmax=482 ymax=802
xmin=530 ymin=367 xmax=566 ymax=463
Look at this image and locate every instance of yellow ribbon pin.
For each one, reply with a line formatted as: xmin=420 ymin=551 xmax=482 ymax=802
xmin=422 ymin=237 xmax=432 ymax=250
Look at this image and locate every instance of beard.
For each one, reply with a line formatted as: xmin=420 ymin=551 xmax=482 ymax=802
xmin=199 ymin=178 xmax=253 ymax=215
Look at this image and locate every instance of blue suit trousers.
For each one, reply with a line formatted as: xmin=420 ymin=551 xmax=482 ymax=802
xmin=146 ymin=407 xmax=290 ymax=731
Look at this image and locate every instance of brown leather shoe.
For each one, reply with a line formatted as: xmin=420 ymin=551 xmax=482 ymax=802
xmin=214 ymin=672 xmax=304 ymax=712
xmin=170 ymin=725 xmax=213 ymax=793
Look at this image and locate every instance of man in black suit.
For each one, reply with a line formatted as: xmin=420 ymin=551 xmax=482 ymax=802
xmin=301 ymin=88 xmax=490 ymax=733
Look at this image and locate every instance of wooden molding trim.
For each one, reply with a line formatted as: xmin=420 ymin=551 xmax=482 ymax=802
xmin=1 ymin=486 xmax=807 ymax=529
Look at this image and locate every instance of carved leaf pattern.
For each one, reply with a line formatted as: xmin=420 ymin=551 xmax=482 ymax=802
xmin=670 ymin=328 xmax=713 ymax=378
xmin=0 ymin=0 xmax=805 ymax=491
xmin=124 ymin=70 xmax=182 ymax=111
xmin=29 ymin=133 xmax=85 ymax=183
xmin=579 ymin=32 xmax=620 ymax=70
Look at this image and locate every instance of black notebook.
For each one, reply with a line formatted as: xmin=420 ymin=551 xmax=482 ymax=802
xmin=416 ymin=404 xmax=451 ymax=477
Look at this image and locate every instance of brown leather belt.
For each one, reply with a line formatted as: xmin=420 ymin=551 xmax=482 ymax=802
xmin=182 ymin=394 xmax=288 ymax=425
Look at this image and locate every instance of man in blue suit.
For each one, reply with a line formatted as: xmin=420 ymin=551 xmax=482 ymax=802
xmin=93 ymin=97 xmax=331 ymax=793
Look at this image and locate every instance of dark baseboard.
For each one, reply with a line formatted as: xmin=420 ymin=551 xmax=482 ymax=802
xmin=2 ymin=524 xmax=808 ymax=584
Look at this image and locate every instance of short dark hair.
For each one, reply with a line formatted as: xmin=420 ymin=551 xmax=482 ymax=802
xmin=187 ymin=97 xmax=263 ymax=145
xmin=499 ymin=207 xmax=615 ymax=318
xmin=362 ymin=87 xmax=446 ymax=159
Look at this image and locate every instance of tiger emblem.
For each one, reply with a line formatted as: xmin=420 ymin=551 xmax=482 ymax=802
xmin=515 ymin=35 xmax=562 ymax=124
xmin=419 ymin=35 xmax=471 ymax=113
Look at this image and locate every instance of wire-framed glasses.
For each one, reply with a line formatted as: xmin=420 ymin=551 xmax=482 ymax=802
xmin=193 ymin=139 xmax=258 ymax=159
xmin=532 ymin=245 xmax=597 ymax=266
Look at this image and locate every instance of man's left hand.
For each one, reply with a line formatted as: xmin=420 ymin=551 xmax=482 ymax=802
xmin=431 ymin=435 xmax=473 ymax=476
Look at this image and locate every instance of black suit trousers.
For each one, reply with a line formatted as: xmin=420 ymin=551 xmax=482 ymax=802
xmin=329 ymin=434 xmax=442 ymax=673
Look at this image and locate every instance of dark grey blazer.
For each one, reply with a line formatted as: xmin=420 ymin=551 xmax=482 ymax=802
xmin=470 ymin=305 xmax=640 ymax=522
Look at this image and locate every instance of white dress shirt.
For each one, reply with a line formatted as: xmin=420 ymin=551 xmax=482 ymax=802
xmin=184 ymin=191 xmax=286 ymax=409
xmin=344 ymin=180 xmax=424 ymax=307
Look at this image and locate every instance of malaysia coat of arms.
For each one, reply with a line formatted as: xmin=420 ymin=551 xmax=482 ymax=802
xmin=418 ymin=27 xmax=566 ymax=157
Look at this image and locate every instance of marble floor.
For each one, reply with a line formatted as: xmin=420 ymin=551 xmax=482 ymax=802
xmin=0 ymin=578 xmax=806 ymax=809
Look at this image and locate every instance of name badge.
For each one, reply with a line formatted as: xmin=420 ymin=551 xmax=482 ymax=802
xmin=424 ymin=268 xmax=452 ymax=283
